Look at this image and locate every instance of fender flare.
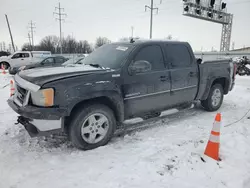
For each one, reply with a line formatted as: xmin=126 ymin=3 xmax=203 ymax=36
xmin=67 ymin=90 xmax=124 ymax=123
xmin=201 ymin=77 xmax=230 ymax=100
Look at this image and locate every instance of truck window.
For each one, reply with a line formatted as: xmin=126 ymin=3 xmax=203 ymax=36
xmin=41 ymin=57 xmax=54 ymax=64
xmin=12 ymin=53 xmax=21 ymax=59
xmin=55 ymin=57 xmax=65 ymax=64
xmin=165 ymin=44 xmax=191 ymax=68
xmin=133 ymin=45 xmax=164 ymax=70
xmin=22 ymin=53 xmax=30 ymax=58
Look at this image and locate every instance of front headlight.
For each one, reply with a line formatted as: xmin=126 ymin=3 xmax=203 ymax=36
xmin=31 ymin=88 xmax=54 ymax=107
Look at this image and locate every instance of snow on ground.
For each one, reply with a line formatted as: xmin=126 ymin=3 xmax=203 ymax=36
xmin=0 ymin=74 xmax=250 ymax=188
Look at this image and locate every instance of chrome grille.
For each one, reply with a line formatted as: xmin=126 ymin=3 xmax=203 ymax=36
xmin=14 ymin=84 xmax=28 ymax=106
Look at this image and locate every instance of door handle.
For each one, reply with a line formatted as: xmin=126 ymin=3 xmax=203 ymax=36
xmin=21 ymin=59 xmax=24 ymax=60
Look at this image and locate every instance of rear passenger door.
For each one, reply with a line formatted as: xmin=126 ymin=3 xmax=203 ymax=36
xmin=165 ymin=44 xmax=198 ymax=104
xmin=123 ymin=44 xmax=171 ymax=117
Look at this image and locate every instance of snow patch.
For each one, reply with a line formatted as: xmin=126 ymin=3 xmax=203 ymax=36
xmin=0 ymin=73 xmax=250 ymax=188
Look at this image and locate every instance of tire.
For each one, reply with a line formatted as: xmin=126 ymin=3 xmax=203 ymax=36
xmin=0 ymin=62 xmax=10 ymax=69
xmin=68 ymin=104 xmax=116 ymax=150
xmin=201 ymin=84 xmax=224 ymax=112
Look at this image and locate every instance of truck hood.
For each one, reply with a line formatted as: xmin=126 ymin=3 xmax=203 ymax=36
xmin=18 ymin=65 xmax=111 ymax=86
xmin=0 ymin=55 xmax=11 ymax=61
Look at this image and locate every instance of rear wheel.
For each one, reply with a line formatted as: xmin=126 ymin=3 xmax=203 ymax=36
xmin=68 ymin=104 xmax=116 ymax=150
xmin=201 ymin=84 xmax=224 ymax=112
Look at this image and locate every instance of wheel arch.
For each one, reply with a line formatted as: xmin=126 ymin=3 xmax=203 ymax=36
xmin=0 ymin=61 xmax=10 ymax=68
xmin=64 ymin=92 xmax=124 ymax=132
xmin=201 ymin=77 xmax=230 ymax=100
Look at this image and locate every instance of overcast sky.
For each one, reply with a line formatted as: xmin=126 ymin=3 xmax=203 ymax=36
xmin=0 ymin=0 xmax=249 ymax=51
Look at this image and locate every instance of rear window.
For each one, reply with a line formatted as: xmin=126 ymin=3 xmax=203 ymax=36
xmin=165 ymin=44 xmax=192 ymax=68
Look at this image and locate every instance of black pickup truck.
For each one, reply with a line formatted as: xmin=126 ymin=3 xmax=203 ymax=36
xmin=8 ymin=40 xmax=236 ymax=150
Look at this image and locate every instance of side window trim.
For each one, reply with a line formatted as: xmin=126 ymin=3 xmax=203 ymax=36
xmin=185 ymin=44 xmax=195 ymax=65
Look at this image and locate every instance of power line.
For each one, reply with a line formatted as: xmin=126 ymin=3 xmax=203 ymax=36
xmin=224 ymin=108 xmax=250 ymax=127
xmin=28 ymin=20 xmax=35 ymax=48
xmin=145 ymin=0 xmax=160 ymax=39
xmin=54 ymin=2 xmax=67 ymax=54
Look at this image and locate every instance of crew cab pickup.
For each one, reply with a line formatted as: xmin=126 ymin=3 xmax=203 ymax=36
xmin=0 ymin=51 xmax=51 ymax=74
xmin=8 ymin=40 xmax=236 ymax=150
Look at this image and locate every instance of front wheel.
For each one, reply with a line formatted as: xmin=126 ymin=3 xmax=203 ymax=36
xmin=0 ymin=62 xmax=10 ymax=70
xmin=68 ymin=104 xmax=116 ymax=150
xmin=201 ymin=84 xmax=224 ymax=112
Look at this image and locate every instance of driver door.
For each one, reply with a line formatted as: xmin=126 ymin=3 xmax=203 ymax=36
xmin=10 ymin=53 xmax=24 ymax=66
xmin=122 ymin=44 xmax=171 ymax=117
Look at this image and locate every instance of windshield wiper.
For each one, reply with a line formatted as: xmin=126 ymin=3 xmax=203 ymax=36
xmin=89 ymin=63 xmax=106 ymax=69
xmin=89 ymin=63 xmax=100 ymax=67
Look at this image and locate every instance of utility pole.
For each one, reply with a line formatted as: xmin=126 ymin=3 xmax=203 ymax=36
xmin=5 ymin=14 xmax=16 ymax=52
xmin=28 ymin=20 xmax=35 ymax=48
xmin=54 ymin=2 xmax=66 ymax=54
xmin=131 ymin=26 xmax=134 ymax=38
xmin=232 ymin=41 xmax=235 ymax=51
xmin=28 ymin=33 xmax=32 ymax=50
xmin=8 ymin=44 xmax=12 ymax=53
xmin=3 ymin=42 xmax=6 ymax=51
xmin=145 ymin=0 xmax=159 ymax=39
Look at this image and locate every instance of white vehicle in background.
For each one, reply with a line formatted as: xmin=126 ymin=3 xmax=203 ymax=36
xmin=0 ymin=51 xmax=51 ymax=74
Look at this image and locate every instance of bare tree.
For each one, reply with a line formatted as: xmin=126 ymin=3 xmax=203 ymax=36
xmin=64 ymin=36 xmax=77 ymax=53
xmin=77 ymin=40 xmax=92 ymax=54
xmin=95 ymin=37 xmax=111 ymax=48
xmin=39 ymin=35 xmax=59 ymax=53
xmin=21 ymin=43 xmax=32 ymax=51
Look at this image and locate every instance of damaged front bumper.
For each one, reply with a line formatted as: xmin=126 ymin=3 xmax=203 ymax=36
xmin=8 ymin=98 xmax=66 ymax=137
xmin=16 ymin=116 xmax=63 ymax=137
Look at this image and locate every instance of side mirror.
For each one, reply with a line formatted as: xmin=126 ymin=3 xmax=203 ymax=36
xmin=197 ymin=58 xmax=202 ymax=64
xmin=128 ymin=60 xmax=152 ymax=75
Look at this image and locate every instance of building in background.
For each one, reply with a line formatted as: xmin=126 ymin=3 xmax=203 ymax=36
xmin=231 ymin=47 xmax=250 ymax=52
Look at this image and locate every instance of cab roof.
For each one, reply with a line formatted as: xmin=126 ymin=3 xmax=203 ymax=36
xmin=113 ymin=39 xmax=189 ymax=46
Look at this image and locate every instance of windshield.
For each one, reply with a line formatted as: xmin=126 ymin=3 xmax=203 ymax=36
xmin=80 ymin=44 xmax=134 ymax=69
xmin=75 ymin=58 xmax=85 ymax=64
xmin=62 ymin=57 xmax=83 ymax=65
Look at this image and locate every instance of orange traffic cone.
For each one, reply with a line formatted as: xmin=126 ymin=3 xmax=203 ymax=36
xmin=10 ymin=80 xmax=15 ymax=96
xmin=204 ymin=113 xmax=221 ymax=161
xmin=1 ymin=64 xmax=6 ymax=74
